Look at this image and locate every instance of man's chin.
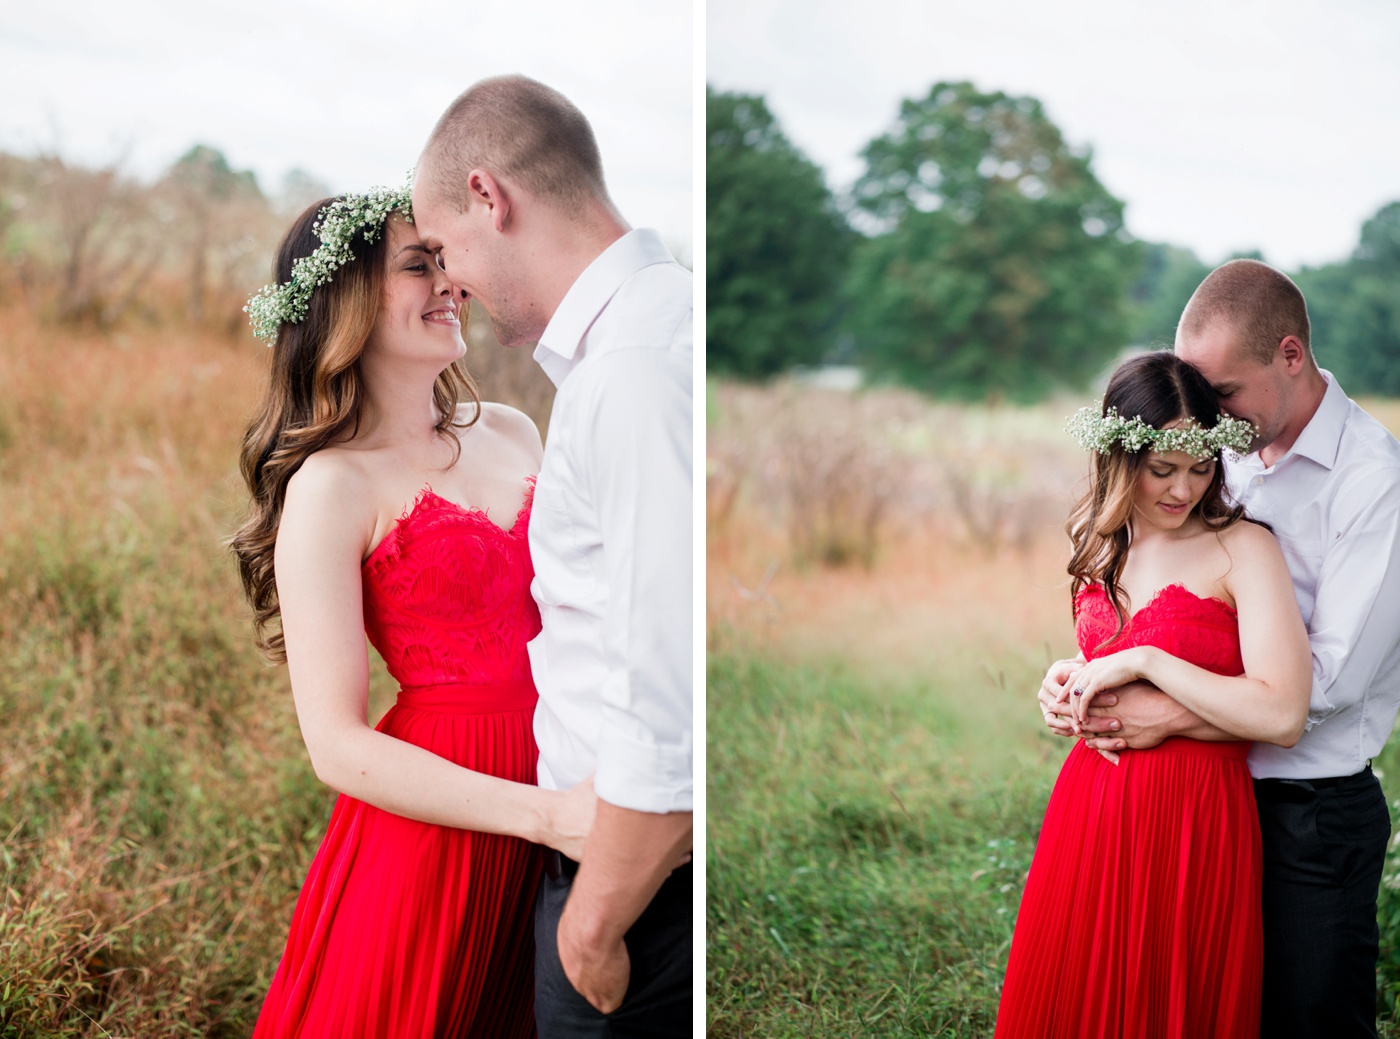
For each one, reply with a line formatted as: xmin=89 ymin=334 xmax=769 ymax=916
xmin=489 ymin=317 xmax=543 ymax=350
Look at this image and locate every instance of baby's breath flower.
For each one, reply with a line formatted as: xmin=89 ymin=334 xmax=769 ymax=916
xmin=245 ymin=180 xmax=414 ymax=344
xmin=1066 ymin=406 xmax=1257 ymax=459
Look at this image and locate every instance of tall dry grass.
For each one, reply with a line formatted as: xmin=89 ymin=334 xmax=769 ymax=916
xmin=0 ymin=298 xmax=553 ymax=1037
xmin=707 ymin=378 xmax=1089 ymax=689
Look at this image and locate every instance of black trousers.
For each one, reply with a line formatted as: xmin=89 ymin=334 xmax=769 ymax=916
xmin=534 ymin=860 xmax=692 ymax=1038
xmin=1255 ymin=766 xmax=1391 ymax=1039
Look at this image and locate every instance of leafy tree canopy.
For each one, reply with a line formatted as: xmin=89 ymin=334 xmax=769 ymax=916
xmin=707 ymin=87 xmax=852 ymax=379
xmin=1298 ymin=200 xmax=1400 ymax=395
xmin=1127 ymin=242 xmax=1211 ymax=348
xmin=1355 ymin=201 xmax=1400 ymax=270
xmin=844 ymin=81 xmax=1139 ymax=400
xmin=167 ymin=144 xmax=261 ymax=200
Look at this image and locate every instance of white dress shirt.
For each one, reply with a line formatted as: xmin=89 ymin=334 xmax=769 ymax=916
xmin=1228 ymin=372 xmax=1400 ymax=780
xmin=527 ymin=228 xmax=693 ymax=814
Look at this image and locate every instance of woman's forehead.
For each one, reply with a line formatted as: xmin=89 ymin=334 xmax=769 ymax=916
xmin=1146 ymin=449 xmax=1214 ymax=465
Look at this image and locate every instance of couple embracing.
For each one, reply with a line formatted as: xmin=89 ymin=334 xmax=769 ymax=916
xmin=231 ymin=76 xmax=692 ymax=1038
xmin=997 ymin=260 xmax=1400 ymax=1038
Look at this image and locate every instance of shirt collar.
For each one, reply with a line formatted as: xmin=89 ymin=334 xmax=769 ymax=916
xmin=1276 ymin=369 xmax=1348 ymax=471
xmin=532 ymin=228 xmax=676 ymax=386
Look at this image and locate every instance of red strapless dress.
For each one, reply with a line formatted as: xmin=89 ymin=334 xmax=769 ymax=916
xmin=995 ymin=583 xmax=1263 ymax=1039
xmin=253 ymin=483 xmax=543 ymax=1039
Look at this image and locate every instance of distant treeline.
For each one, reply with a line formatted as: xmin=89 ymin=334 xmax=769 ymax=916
xmin=0 ymin=146 xmax=330 ymax=331
xmin=707 ymin=84 xmax=1400 ymax=399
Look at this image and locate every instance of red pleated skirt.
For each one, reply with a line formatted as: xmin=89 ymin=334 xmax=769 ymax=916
xmin=995 ymin=737 xmax=1263 ymax=1039
xmin=253 ymin=682 xmax=543 ymax=1039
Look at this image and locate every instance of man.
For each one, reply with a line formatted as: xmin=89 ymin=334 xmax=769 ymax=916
xmin=412 ymin=76 xmax=693 ymax=1037
xmin=1040 ymin=259 xmax=1400 ymax=1037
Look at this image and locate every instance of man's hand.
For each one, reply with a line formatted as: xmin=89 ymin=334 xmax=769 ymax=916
xmin=554 ymin=802 xmax=692 ymax=1014
xmin=558 ymin=914 xmax=630 ymax=1014
xmin=1084 ymin=682 xmax=1190 ymax=752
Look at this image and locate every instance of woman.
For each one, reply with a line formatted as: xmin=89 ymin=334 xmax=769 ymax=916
xmin=231 ymin=187 xmax=592 ymax=1038
xmin=994 ymin=352 xmax=1311 ymax=1039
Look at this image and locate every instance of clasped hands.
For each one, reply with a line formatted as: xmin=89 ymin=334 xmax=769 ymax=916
xmin=1038 ymin=648 xmax=1166 ymax=765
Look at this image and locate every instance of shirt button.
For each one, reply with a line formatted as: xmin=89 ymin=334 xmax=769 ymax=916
xmin=1252 ymin=476 xmax=1264 ymax=486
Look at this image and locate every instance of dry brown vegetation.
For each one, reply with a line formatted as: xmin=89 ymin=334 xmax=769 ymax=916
xmin=0 ymin=289 xmax=553 ymax=1036
xmin=706 ymin=378 xmax=1089 ymax=694
xmin=708 ymin=377 xmax=1400 ymax=681
xmin=1 ymin=148 xmax=285 ymax=333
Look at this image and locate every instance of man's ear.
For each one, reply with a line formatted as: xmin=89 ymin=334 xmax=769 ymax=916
xmin=1278 ymin=334 xmax=1308 ymax=375
xmin=467 ymin=169 xmax=511 ymax=232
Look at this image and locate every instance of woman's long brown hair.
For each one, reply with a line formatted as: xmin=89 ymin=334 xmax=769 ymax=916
xmin=230 ymin=197 xmax=480 ymax=661
xmin=1066 ymin=351 xmax=1244 ymax=641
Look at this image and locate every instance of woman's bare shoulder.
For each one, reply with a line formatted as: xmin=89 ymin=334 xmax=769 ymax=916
xmin=284 ymin=447 xmax=374 ymax=516
xmin=1218 ymin=517 xmax=1290 ymax=581
xmin=467 ymin=401 xmax=543 ymax=461
xmin=1220 ymin=516 xmax=1281 ymax=554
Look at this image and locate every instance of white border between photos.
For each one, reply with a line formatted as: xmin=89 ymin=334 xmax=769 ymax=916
xmin=691 ymin=0 xmax=708 ymax=1031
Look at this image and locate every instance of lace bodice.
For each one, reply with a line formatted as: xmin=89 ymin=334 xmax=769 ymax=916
xmin=361 ymin=482 xmax=540 ymax=689
xmin=1075 ymin=582 xmax=1245 ymax=677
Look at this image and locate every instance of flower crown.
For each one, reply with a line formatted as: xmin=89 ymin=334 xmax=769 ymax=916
xmin=1066 ymin=406 xmax=1257 ymax=459
xmin=244 ymin=183 xmax=414 ymax=344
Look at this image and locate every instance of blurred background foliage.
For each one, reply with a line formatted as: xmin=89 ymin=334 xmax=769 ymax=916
xmin=706 ymin=89 xmax=853 ymax=379
xmin=707 ymin=80 xmax=1400 ymax=399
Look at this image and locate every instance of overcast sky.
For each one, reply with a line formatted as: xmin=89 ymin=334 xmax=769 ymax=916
xmin=0 ymin=0 xmax=693 ymax=260
xmin=708 ymin=0 xmax=1400 ymax=271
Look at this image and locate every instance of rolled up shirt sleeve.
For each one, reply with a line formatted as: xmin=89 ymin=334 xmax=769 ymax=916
xmin=1305 ymin=466 xmax=1400 ymax=726
xmin=581 ymin=346 xmax=693 ymax=813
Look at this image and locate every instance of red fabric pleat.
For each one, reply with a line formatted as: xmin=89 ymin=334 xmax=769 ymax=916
xmin=252 ymin=703 xmax=543 ymax=1039
xmin=995 ymin=585 xmax=1263 ymax=1039
xmin=253 ymin=484 xmax=544 ymax=1039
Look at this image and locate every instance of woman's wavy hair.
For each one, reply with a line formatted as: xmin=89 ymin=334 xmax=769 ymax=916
xmin=231 ymin=196 xmax=480 ymax=661
xmin=1066 ymin=350 xmax=1244 ymax=639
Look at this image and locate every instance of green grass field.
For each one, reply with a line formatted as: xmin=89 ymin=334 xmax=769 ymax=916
xmin=705 ymin=640 xmax=1049 ymax=1038
xmin=707 ymin=640 xmax=1400 ymax=1038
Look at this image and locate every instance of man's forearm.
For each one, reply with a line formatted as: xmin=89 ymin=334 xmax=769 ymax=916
xmin=1172 ymin=709 xmax=1240 ymax=742
xmin=562 ymin=801 xmax=693 ymax=946
xmin=1098 ymin=683 xmax=1243 ymax=746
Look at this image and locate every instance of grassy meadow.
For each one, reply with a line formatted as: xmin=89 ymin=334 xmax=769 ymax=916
xmin=0 ymin=298 xmax=551 ymax=1037
xmin=705 ymin=377 xmax=1400 ymax=1037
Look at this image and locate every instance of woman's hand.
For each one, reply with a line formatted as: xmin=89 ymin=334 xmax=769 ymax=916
xmin=1064 ymin=646 xmax=1153 ymax=728
xmin=1038 ymin=655 xmax=1084 ymax=738
xmin=1061 ymin=647 xmax=1154 ymax=729
xmin=539 ymin=775 xmax=598 ymax=860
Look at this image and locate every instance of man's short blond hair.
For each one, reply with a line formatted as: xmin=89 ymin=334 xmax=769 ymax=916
xmin=418 ymin=75 xmax=610 ymax=213
xmin=1178 ymin=258 xmax=1312 ymax=365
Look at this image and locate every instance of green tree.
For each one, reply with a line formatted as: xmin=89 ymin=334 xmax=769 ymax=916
xmin=1128 ymin=242 xmax=1212 ymax=348
xmin=707 ymin=87 xmax=852 ymax=378
xmin=844 ymin=81 xmax=1138 ymax=400
xmin=1356 ymin=200 xmax=1400 ymax=269
xmin=1298 ymin=201 xmax=1400 ymax=395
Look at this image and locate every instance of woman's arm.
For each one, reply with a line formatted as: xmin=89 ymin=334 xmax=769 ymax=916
xmin=275 ymin=454 xmax=593 ymax=855
xmin=1064 ymin=523 xmax=1311 ymax=747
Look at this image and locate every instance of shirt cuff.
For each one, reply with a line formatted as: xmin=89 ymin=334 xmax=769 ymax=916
xmin=594 ymin=727 xmax=693 ymax=813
